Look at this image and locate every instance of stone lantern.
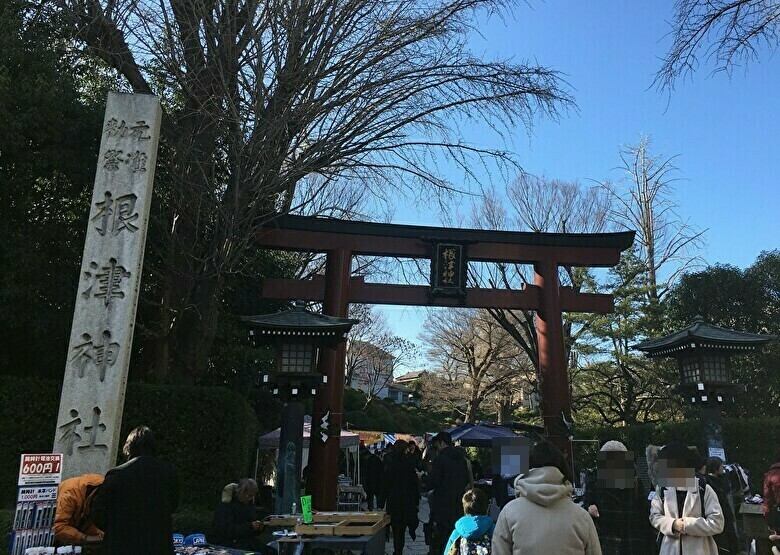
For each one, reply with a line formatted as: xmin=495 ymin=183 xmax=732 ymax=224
xmin=635 ymin=316 xmax=776 ymax=462
xmin=242 ymin=304 xmax=358 ymax=513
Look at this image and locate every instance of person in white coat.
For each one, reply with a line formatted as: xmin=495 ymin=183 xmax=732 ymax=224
xmin=492 ymin=441 xmax=601 ymax=555
xmin=649 ymin=442 xmax=724 ymax=555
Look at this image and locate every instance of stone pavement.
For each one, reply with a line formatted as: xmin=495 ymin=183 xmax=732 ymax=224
xmin=381 ymin=496 xmax=431 ymax=555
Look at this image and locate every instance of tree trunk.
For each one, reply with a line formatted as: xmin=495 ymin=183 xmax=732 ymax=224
xmin=170 ymin=272 xmax=223 ymax=384
xmin=497 ymin=400 xmax=512 ymax=424
xmin=465 ymin=391 xmax=480 ymax=422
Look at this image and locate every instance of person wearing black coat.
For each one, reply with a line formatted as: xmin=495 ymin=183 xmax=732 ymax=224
xmin=92 ymin=426 xmax=178 ymax=555
xmin=705 ymin=457 xmax=739 ymax=555
xmin=360 ymin=447 xmax=383 ymax=510
xmin=385 ymin=440 xmax=420 ymax=555
xmin=423 ymin=432 xmax=470 ymax=555
xmin=210 ymin=479 xmax=265 ymax=549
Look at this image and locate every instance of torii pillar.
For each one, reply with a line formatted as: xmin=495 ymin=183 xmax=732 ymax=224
xmin=307 ymin=249 xmax=352 ymax=508
xmin=534 ymin=260 xmax=572 ymax=459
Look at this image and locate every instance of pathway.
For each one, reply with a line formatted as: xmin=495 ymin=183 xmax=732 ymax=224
xmin=382 ymin=496 xmax=430 ymax=555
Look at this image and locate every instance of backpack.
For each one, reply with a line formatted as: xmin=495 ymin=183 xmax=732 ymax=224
xmin=448 ymin=534 xmax=492 ymax=555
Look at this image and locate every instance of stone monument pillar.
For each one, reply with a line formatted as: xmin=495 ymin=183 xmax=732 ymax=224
xmin=53 ymin=92 xmax=162 ymax=478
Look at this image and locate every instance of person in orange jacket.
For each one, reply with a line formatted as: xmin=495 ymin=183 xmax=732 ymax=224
xmin=53 ymin=473 xmax=105 ymax=546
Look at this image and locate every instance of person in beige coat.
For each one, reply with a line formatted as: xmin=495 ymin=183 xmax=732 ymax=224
xmin=492 ymin=441 xmax=602 ymax=555
xmin=649 ymin=442 xmax=724 ymax=555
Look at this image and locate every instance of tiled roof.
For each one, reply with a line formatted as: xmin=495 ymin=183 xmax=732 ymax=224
xmin=242 ymin=307 xmax=358 ymax=345
xmin=634 ymin=316 xmax=776 ymax=356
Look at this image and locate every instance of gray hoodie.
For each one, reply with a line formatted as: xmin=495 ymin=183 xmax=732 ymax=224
xmin=492 ymin=466 xmax=602 ymax=555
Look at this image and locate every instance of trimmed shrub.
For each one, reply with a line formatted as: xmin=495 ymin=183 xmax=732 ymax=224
xmin=1 ymin=508 xmax=12 ymax=555
xmin=172 ymin=504 xmax=215 ymax=536
xmin=0 ymin=376 xmax=258 ymax=510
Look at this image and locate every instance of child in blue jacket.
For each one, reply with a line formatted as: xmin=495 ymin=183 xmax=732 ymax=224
xmin=444 ymin=489 xmax=495 ymax=555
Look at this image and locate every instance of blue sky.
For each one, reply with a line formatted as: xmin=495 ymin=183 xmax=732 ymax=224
xmin=380 ymin=0 xmax=780 ymax=354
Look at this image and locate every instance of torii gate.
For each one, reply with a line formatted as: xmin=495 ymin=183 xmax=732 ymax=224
xmin=258 ymin=215 xmax=634 ymax=509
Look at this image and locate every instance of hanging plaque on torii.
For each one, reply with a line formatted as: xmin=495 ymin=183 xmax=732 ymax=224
xmin=256 ymin=215 xmax=634 ymax=510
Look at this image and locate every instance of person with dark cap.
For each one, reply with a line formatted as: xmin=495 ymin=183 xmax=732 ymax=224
xmin=704 ymin=456 xmax=739 ymax=554
xmin=423 ymin=431 xmax=471 ymax=555
xmin=92 ymin=425 xmax=179 ymax=555
xmin=650 ymin=442 xmax=723 ymax=555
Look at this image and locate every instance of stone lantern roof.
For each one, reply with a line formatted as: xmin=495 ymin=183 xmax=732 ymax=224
xmin=634 ymin=316 xmax=776 ymax=358
xmin=242 ymin=305 xmax=359 ymax=344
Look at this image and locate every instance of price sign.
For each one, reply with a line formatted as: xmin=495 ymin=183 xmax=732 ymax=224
xmin=18 ymin=454 xmax=63 ymax=486
xmin=17 ymin=486 xmax=58 ymax=502
xmin=11 ymin=454 xmax=63 ymax=553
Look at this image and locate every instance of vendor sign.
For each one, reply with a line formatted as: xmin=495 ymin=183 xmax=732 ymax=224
xmin=301 ymin=495 xmax=313 ymax=524
xmin=395 ymin=434 xmax=423 ymax=445
xmin=10 ymin=454 xmax=62 ymax=554
xmin=18 ymin=454 xmax=63 ymax=486
xmin=354 ymin=430 xmax=384 ymax=445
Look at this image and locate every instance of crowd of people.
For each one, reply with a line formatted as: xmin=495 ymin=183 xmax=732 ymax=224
xmin=361 ymin=434 xmax=780 ymax=555
xmin=53 ymin=426 xmax=780 ymax=555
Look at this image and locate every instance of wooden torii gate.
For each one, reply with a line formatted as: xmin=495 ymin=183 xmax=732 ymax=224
xmin=258 ymin=215 xmax=634 ymax=509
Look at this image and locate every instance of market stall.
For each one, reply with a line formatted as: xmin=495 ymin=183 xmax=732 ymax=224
xmin=266 ymin=511 xmax=388 ymax=555
xmin=447 ymin=422 xmax=520 ymax=447
xmin=256 ymin=416 xmax=361 ymax=484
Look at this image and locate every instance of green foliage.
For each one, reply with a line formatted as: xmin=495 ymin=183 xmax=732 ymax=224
xmin=0 ymin=1 xmax=102 ymax=380
xmin=343 ymin=388 xmax=447 ymax=433
xmin=665 ymin=251 xmax=780 ymax=418
xmin=0 ymin=508 xmax=12 ymax=554
xmin=575 ymin=250 xmax=681 ymax=425
xmin=575 ymin=417 xmax=780 ymax=490
xmin=171 ymin=505 xmax=215 ymax=536
xmin=464 ymin=447 xmax=492 ymax=477
xmin=0 ymin=376 xmax=258 ymax=510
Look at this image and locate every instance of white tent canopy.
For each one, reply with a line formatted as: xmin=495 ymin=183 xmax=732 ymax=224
xmin=257 ymin=415 xmax=360 ymax=449
xmin=255 ymin=416 xmax=361 ymax=486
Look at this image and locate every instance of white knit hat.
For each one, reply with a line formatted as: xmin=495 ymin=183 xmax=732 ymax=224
xmin=600 ymin=440 xmax=628 ymax=452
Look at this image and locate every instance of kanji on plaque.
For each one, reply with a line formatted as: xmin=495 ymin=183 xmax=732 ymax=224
xmin=128 ymin=150 xmax=148 ymax=173
xmin=103 ymin=149 xmax=124 ymax=171
xmin=70 ymin=331 xmax=120 ymax=382
xmin=57 ymin=410 xmax=82 ymax=456
xmin=104 ymin=118 xmax=152 ymax=140
xmin=103 ymin=150 xmax=148 ymax=173
xmin=57 ymin=407 xmax=108 ymax=456
xmin=55 ymin=92 xmax=162 ymax=478
xmin=430 ymin=242 xmax=467 ymax=298
xmin=78 ymin=407 xmax=108 ymax=453
xmin=82 ymin=258 xmax=131 ymax=306
xmin=92 ymin=191 xmax=140 ymax=236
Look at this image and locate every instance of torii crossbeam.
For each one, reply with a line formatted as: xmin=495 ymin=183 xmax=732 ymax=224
xmin=257 ymin=215 xmax=634 ymax=509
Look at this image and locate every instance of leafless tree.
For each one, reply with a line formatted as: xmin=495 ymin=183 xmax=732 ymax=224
xmin=420 ymin=308 xmax=527 ymax=421
xmin=468 ymin=178 xmax=613 ymax=402
xmin=35 ymin=0 xmax=574 ymax=382
xmin=656 ymin=0 xmax=780 ymax=91
xmin=599 ymin=136 xmax=706 ymax=302
xmin=346 ymin=306 xmax=419 ymax=407
xmin=345 ymin=304 xmax=393 ymax=386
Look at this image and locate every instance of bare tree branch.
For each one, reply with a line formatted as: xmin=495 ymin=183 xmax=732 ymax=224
xmin=655 ymin=0 xmax=780 ymax=91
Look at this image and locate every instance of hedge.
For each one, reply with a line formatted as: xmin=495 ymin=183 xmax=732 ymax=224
xmin=575 ymin=417 xmax=780 ymax=490
xmin=0 ymin=376 xmax=259 ymax=510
